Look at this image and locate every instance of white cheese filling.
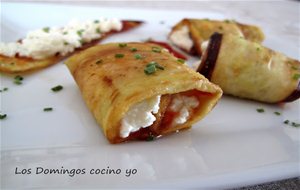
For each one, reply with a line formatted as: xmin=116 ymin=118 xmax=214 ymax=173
xmin=120 ymin=96 xmax=161 ymax=138
xmin=169 ymin=25 xmax=193 ymax=52
xmin=170 ymin=95 xmax=199 ymax=125
xmin=0 ymin=18 xmax=122 ymax=59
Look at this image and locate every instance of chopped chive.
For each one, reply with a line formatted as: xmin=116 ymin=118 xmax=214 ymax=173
xmin=77 ymin=29 xmax=85 ymax=36
xmin=43 ymin=107 xmax=53 ymax=112
xmin=134 ymin=54 xmax=142 ymax=59
xmin=64 ymin=42 xmax=69 ymax=45
xmin=146 ymin=135 xmax=155 ymax=141
xmin=0 ymin=114 xmax=7 ymax=120
xmin=151 ymin=47 xmax=161 ymax=53
xmin=256 ymin=108 xmax=265 ymax=113
xmin=292 ymin=73 xmax=300 ymax=80
xmin=274 ymin=111 xmax=281 ymax=116
xmin=78 ymin=39 xmax=84 ymax=45
xmin=96 ymin=28 xmax=101 ymax=34
xmin=14 ymin=75 xmax=23 ymax=85
xmin=43 ymin=27 xmax=50 ymax=33
xmin=177 ymin=58 xmax=185 ymax=64
xmin=51 ymin=85 xmax=63 ymax=92
xmin=63 ymin=31 xmax=68 ymax=35
xmin=224 ymin=19 xmax=230 ymax=23
xmin=144 ymin=64 xmax=156 ymax=75
xmin=204 ymin=18 xmax=210 ymax=21
xmin=284 ymin=120 xmax=289 ymax=124
xmin=118 ymin=43 xmax=127 ymax=48
xmin=115 ymin=54 xmax=124 ymax=58
xmin=256 ymin=47 xmax=260 ymax=51
xmin=14 ymin=75 xmax=23 ymax=81
xmin=130 ymin=47 xmax=137 ymax=52
xmin=144 ymin=61 xmax=164 ymax=75
xmin=291 ymin=66 xmax=298 ymax=70
xmin=95 ymin=59 xmax=103 ymax=64
xmin=218 ymin=26 xmax=223 ymax=30
xmin=94 ymin=20 xmax=99 ymax=23
xmin=291 ymin=122 xmax=300 ymax=127
xmin=0 ymin=87 xmax=8 ymax=92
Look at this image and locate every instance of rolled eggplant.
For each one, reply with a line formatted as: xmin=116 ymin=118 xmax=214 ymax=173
xmin=65 ymin=42 xmax=222 ymax=143
xmin=197 ymin=33 xmax=300 ymax=103
xmin=169 ymin=19 xmax=264 ymax=56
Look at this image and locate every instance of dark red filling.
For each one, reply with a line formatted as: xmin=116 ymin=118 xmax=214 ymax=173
xmin=197 ymin=32 xmax=223 ymax=80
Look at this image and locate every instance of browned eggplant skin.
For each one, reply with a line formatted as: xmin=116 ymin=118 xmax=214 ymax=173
xmin=197 ymin=32 xmax=222 ymax=80
xmin=198 ymin=33 xmax=300 ymax=103
xmin=281 ymin=82 xmax=300 ymax=102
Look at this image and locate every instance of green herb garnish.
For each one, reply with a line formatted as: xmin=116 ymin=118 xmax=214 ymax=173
xmin=151 ymin=47 xmax=161 ymax=53
xmin=256 ymin=108 xmax=265 ymax=113
xmin=291 ymin=66 xmax=298 ymax=70
xmin=43 ymin=27 xmax=50 ymax=33
xmin=130 ymin=47 xmax=137 ymax=52
xmin=96 ymin=59 xmax=103 ymax=64
xmin=43 ymin=107 xmax=53 ymax=112
xmin=94 ymin=20 xmax=99 ymax=23
xmin=0 ymin=87 xmax=8 ymax=92
xmin=218 ymin=26 xmax=223 ymax=30
xmin=14 ymin=75 xmax=23 ymax=85
xmin=284 ymin=120 xmax=289 ymax=124
xmin=274 ymin=111 xmax=281 ymax=116
xmin=144 ymin=61 xmax=164 ymax=75
xmin=177 ymin=58 xmax=185 ymax=64
xmin=256 ymin=47 xmax=260 ymax=51
xmin=0 ymin=114 xmax=7 ymax=120
xmin=118 ymin=43 xmax=127 ymax=48
xmin=134 ymin=54 xmax=142 ymax=59
xmin=64 ymin=42 xmax=69 ymax=45
xmin=51 ymin=85 xmax=63 ymax=92
xmin=63 ymin=31 xmax=68 ymax=35
xmin=115 ymin=54 xmax=124 ymax=58
xmin=291 ymin=122 xmax=300 ymax=127
xmin=79 ymin=39 xmax=84 ymax=45
xmin=146 ymin=135 xmax=155 ymax=141
xmin=292 ymin=73 xmax=300 ymax=80
xmin=96 ymin=28 xmax=101 ymax=34
xmin=77 ymin=29 xmax=85 ymax=36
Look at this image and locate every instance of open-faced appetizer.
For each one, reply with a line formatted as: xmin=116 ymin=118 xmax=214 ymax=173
xmin=65 ymin=42 xmax=222 ymax=143
xmin=0 ymin=18 xmax=142 ymax=73
xmin=197 ymin=33 xmax=300 ymax=103
xmin=169 ymin=19 xmax=264 ymax=56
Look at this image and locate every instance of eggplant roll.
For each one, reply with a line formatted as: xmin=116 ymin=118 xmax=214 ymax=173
xmin=198 ymin=33 xmax=300 ymax=103
xmin=65 ymin=42 xmax=222 ymax=143
xmin=169 ymin=19 xmax=265 ymax=56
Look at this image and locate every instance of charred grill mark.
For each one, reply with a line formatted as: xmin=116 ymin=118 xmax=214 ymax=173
xmin=197 ymin=32 xmax=223 ymax=80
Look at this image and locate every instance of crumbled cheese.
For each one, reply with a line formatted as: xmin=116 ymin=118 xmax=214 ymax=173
xmin=201 ymin=40 xmax=209 ymax=53
xmin=0 ymin=18 xmax=123 ymax=59
xmin=170 ymin=95 xmax=199 ymax=125
xmin=169 ymin=26 xmax=193 ymax=52
xmin=120 ymin=96 xmax=161 ymax=138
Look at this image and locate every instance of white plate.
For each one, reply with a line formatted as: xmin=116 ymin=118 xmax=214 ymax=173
xmin=1 ymin=2 xmax=299 ymax=189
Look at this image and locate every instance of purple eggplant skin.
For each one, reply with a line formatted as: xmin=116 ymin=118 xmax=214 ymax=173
xmin=197 ymin=32 xmax=223 ymax=80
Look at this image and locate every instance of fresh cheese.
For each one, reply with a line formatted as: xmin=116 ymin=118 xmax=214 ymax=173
xmin=120 ymin=96 xmax=161 ymax=138
xmin=169 ymin=26 xmax=193 ymax=52
xmin=170 ymin=95 xmax=199 ymax=125
xmin=0 ymin=18 xmax=122 ymax=59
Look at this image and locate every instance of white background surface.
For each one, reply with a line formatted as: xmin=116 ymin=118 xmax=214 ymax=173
xmin=1 ymin=2 xmax=300 ymax=189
